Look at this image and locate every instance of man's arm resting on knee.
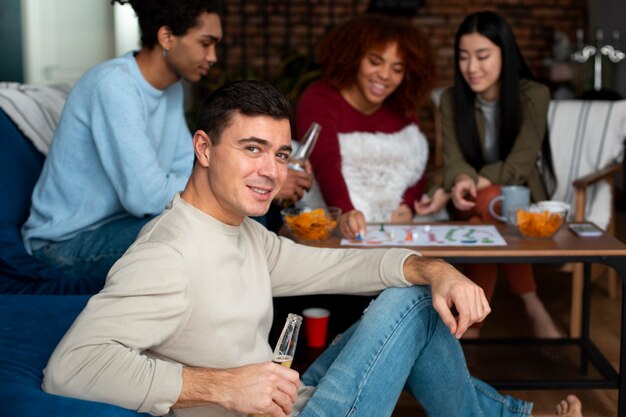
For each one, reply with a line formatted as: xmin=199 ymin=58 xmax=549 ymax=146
xmin=402 ymin=255 xmax=491 ymax=338
xmin=175 ymin=363 xmax=300 ymax=417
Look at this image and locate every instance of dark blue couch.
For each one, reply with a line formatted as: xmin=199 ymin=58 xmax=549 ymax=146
xmin=0 ymin=109 xmax=104 ymax=294
xmin=0 ymin=294 xmax=147 ymax=417
xmin=0 ymin=109 xmax=144 ymax=415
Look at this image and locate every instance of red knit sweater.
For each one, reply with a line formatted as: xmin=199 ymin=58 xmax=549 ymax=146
xmin=295 ymin=81 xmax=426 ymax=215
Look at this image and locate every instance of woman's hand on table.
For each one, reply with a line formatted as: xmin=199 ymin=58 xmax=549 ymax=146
xmin=452 ymin=174 xmax=477 ymax=211
xmin=414 ymin=188 xmax=450 ymax=215
xmin=390 ymin=204 xmax=413 ymax=223
xmin=338 ymin=209 xmax=366 ymax=239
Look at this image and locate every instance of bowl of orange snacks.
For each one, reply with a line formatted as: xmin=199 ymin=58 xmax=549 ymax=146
xmin=281 ymin=206 xmax=341 ymax=241
xmin=513 ymin=204 xmax=568 ymax=239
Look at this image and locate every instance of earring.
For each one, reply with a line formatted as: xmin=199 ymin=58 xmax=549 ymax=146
xmin=162 ymin=48 xmax=169 ymax=58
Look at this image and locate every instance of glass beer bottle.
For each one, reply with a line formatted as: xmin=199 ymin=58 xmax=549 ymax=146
xmin=288 ymin=122 xmax=321 ymax=172
xmin=248 ymin=313 xmax=302 ymax=417
xmin=271 ymin=313 xmax=302 ymax=368
xmin=278 ymin=122 xmax=322 ymax=208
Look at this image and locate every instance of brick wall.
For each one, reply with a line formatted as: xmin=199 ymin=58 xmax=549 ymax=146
xmin=215 ymin=0 xmax=586 ymax=85
xmin=203 ymin=0 xmax=587 ymax=152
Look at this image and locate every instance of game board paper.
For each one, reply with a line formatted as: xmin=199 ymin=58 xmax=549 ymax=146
xmin=340 ymin=224 xmax=507 ymax=247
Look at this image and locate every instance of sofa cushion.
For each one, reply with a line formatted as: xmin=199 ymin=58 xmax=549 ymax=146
xmin=0 ymin=110 xmax=107 ymax=294
xmin=0 ymin=294 xmax=147 ymax=416
xmin=0 ymin=110 xmax=69 ymax=291
xmin=0 ymin=109 xmax=44 ymax=226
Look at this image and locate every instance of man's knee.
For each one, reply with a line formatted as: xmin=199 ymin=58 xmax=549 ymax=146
xmin=367 ymin=286 xmax=432 ymax=316
xmin=380 ymin=285 xmax=431 ymax=299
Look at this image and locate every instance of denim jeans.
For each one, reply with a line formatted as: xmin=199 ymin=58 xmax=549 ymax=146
xmin=33 ymin=215 xmax=153 ymax=283
xmin=298 ymin=286 xmax=533 ymax=417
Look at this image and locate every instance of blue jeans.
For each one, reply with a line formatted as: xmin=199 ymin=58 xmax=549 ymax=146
xmin=33 ymin=215 xmax=153 ymax=283
xmin=298 ymin=286 xmax=533 ymax=417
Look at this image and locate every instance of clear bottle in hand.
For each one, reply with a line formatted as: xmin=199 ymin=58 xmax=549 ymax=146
xmin=248 ymin=313 xmax=302 ymax=417
xmin=272 ymin=313 xmax=302 ymax=367
xmin=278 ymin=122 xmax=322 ymax=208
xmin=288 ymin=122 xmax=321 ymax=172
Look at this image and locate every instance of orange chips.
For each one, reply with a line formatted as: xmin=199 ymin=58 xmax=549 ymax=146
xmin=284 ymin=208 xmax=338 ymax=241
xmin=516 ymin=208 xmax=565 ymax=238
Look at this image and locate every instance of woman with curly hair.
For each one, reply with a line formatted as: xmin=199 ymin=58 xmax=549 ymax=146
xmin=294 ymin=13 xmax=436 ymax=239
xmin=22 ymin=0 xmax=223 ymax=286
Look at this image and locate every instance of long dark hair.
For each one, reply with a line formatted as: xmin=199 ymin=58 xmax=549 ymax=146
xmin=453 ymin=11 xmax=555 ymax=194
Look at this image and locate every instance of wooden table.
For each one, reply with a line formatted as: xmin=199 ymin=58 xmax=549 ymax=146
xmin=281 ymin=223 xmax=626 ymax=416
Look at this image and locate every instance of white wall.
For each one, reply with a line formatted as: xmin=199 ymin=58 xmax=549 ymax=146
xmin=114 ymin=3 xmax=141 ymax=56
xmin=21 ymin=0 xmax=138 ymax=85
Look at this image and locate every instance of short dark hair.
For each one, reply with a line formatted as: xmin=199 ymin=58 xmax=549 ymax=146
xmin=111 ymin=0 xmax=224 ymax=48
xmin=197 ymin=80 xmax=293 ymax=145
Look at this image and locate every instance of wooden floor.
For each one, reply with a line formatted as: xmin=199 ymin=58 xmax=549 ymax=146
xmin=391 ymin=211 xmax=625 ymax=417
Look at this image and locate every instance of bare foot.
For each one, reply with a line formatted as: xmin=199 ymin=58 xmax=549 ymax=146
xmin=533 ymin=395 xmax=583 ymax=417
xmin=520 ymin=292 xmax=562 ymax=338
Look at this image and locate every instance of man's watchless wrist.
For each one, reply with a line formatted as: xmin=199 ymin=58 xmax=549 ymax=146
xmin=403 ymin=255 xmax=447 ymax=285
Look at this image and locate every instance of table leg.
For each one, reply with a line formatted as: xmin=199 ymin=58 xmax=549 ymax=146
xmin=620 ymin=277 xmax=626 ymax=417
xmin=603 ymin=257 xmax=626 ymax=417
xmin=579 ymin=263 xmax=592 ymax=375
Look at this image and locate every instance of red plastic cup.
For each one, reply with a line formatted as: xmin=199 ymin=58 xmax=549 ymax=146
xmin=302 ymin=308 xmax=330 ymax=348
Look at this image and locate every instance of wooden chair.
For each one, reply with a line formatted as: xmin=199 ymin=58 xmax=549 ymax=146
xmin=430 ymin=92 xmax=626 ymax=338
xmin=546 ymin=99 xmax=626 ymax=337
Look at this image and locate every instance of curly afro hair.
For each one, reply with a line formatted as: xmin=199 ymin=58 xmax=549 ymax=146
xmin=317 ymin=13 xmax=435 ymax=117
xmin=111 ymin=0 xmax=224 ymax=48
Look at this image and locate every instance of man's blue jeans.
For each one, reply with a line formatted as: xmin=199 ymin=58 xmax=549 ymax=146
xmin=33 ymin=215 xmax=153 ymax=283
xmin=298 ymin=286 xmax=533 ymax=417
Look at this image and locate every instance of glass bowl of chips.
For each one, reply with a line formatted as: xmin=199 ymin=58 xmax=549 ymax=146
xmin=281 ymin=206 xmax=341 ymax=241
xmin=536 ymin=200 xmax=571 ymax=221
xmin=513 ymin=205 xmax=568 ymax=239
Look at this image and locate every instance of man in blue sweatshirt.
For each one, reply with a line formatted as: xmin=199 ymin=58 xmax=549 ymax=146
xmin=22 ymin=0 xmax=223 ymax=284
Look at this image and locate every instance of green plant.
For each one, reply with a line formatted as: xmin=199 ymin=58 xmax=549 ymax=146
xmin=271 ymin=52 xmax=321 ymax=107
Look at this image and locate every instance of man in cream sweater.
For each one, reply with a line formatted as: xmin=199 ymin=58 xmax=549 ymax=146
xmin=42 ymin=80 xmax=582 ymax=417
